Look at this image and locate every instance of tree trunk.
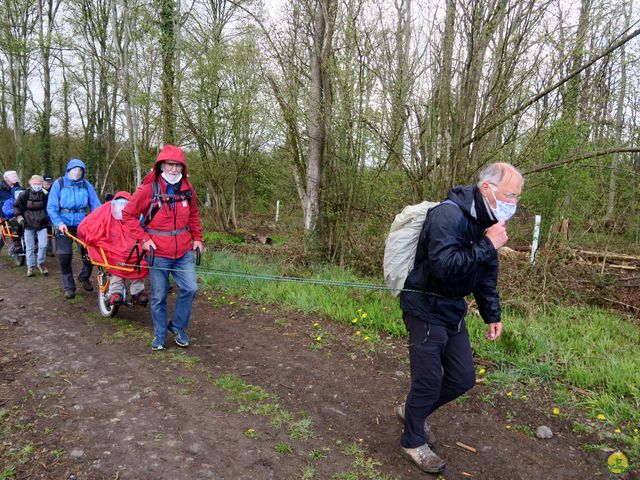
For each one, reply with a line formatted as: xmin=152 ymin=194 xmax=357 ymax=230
xmin=562 ymin=0 xmax=591 ymax=121
xmin=158 ymin=0 xmax=176 ymax=145
xmin=304 ymin=0 xmax=334 ymax=243
xmin=606 ymin=2 xmax=630 ymax=220
xmin=37 ymin=0 xmax=60 ymax=176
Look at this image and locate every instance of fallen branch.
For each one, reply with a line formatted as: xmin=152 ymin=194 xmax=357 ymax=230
xmin=604 ymin=298 xmax=640 ymax=313
xmin=456 ymin=441 xmax=477 ymax=453
xmin=576 ymin=249 xmax=640 ymax=262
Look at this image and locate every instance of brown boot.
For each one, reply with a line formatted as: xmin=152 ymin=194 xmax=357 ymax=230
xmin=402 ymin=444 xmax=446 ymax=473
xmin=394 ymin=404 xmax=437 ymax=446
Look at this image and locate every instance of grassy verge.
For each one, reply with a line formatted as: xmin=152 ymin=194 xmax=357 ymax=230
xmin=199 ymin=250 xmax=640 ymax=460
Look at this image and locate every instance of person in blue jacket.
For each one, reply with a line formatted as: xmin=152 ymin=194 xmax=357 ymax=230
xmin=47 ymin=159 xmax=101 ymax=299
xmin=2 ymin=187 xmax=26 ymax=256
xmin=0 ymin=171 xmax=21 ymax=255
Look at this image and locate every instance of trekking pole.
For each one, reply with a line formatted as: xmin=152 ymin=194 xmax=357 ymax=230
xmin=148 ymin=246 xmax=155 ymax=267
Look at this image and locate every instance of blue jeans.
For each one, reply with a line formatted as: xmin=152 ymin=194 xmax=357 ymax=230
xmin=149 ymin=251 xmax=198 ymax=342
xmin=24 ymin=227 xmax=48 ymax=268
xmin=401 ymin=314 xmax=476 ymax=448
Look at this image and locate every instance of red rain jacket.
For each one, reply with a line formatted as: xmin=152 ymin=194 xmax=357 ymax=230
xmin=77 ymin=191 xmax=148 ymax=280
xmin=121 ymin=145 xmax=203 ymax=259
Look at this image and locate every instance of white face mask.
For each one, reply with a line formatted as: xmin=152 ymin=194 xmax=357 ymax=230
xmin=489 ymin=186 xmax=517 ymax=222
xmin=31 ymin=185 xmax=43 ymax=192
xmin=111 ymin=198 xmax=128 ymax=220
xmin=68 ymin=167 xmax=83 ymax=181
xmin=161 ymin=171 xmax=182 ymax=185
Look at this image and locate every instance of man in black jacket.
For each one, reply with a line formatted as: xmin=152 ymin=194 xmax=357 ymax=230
xmin=396 ymin=162 xmax=523 ymax=473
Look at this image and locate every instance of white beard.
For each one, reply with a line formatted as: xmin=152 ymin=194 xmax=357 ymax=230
xmin=161 ymin=172 xmax=182 ymax=185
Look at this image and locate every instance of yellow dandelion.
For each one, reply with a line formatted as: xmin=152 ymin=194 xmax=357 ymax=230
xmin=364 ymin=336 xmax=370 ymax=341
xmin=552 ymin=408 xmax=560 ymax=415
xmin=356 ymin=308 xmax=363 ymax=313
xmin=313 ymin=322 xmax=319 ymax=328
xmin=614 ymin=428 xmax=621 ymax=433
xmin=478 ymin=368 xmax=486 ymax=374
xmin=355 ymin=330 xmax=361 ymax=336
xmin=261 ymin=307 xmax=267 ymax=311
xmin=361 ymin=312 xmax=368 ymax=318
xmin=316 ymin=336 xmax=322 ymax=341
xmin=507 ymin=391 xmax=513 ymax=397
xmin=597 ymin=414 xmax=606 ymax=421
xmin=229 ymin=301 xmax=236 ymax=305
xmin=521 ymin=395 xmax=528 ymax=400
xmin=505 ymin=425 xmax=512 ymax=429
xmin=352 ymin=318 xmax=358 ymax=324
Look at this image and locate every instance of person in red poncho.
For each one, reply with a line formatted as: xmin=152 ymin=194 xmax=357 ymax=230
xmin=121 ymin=145 xmax=203 ymax=351
xmin=78 ymin=191 xmax=149 ymax=306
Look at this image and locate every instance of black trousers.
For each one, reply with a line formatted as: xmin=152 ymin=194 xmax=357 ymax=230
xmin=55 ymin=227 xmax=92 ymax=291
xmin=401 ymin=314 xmax=476 ymax=448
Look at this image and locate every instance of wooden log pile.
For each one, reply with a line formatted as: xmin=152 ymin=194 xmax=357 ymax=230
xmin=571 ymin=249 xmax=640 ymax=271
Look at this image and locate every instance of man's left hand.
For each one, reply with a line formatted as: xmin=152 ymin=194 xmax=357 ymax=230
xmin=486 ymin=322 xmax=502 ymax=341
xmin=193 ymin=240 xmax=203 ymax=252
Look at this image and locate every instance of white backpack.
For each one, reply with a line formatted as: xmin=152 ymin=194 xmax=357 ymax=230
xmin=383 ymin=201 xmax=440 ymax=296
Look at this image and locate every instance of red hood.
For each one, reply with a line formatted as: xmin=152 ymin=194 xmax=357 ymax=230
xmin=143 ymin=144 xmax=188 ymax=185
xmin=113 ymin=190 xmax=132 ymax=201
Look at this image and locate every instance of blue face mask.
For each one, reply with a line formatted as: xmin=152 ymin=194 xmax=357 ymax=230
xmin=490 ymin=186 xmax=517 ymax=221
xmin=31 ymin=185 xmax=43 ymax=192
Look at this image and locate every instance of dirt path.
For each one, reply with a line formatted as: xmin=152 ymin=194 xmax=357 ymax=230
xmin=0 ymin=256 xmax=623 ymax=479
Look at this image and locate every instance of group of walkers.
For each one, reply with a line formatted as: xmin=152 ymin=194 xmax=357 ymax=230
xmin=3 ymin=150 xmax=523 ymax=474
xmin=1 ymin=145 xmax=204 ymax=352
xmin=1 ymin=171 xmax=55 ymax=275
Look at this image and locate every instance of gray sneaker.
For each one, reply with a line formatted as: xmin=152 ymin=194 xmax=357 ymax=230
xmin=395 ymin=404 xmax=437 ymax=446
xmin=401 ymin=444 xmax=446 ymax=473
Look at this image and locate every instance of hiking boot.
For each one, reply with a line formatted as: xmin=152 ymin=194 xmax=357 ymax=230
xmin=37 ymin=265 xmax=48 ymax=275
xmin=26 ymin=267 xmax=34 ymax=277
xmin=394 ymin=404 xmax=437 ymax=446
xmin=401 ymin=444 xmax=446 ymax=473
xmin=80 ymin=277 xmax=93 ymax=292
xmin=64 ymin=290 xmax=76 ymax=300
xmin=131 ymin=292 xmax=149 ymax=306
xmin=151 ymin=337 xmax=165 ymax=351
xmin=109 ymin=293 xmax=123 ymax=306
xmin=168 ymin=323 xmax=189 ymax=347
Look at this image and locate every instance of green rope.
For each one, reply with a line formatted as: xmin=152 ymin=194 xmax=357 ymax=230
xmin=119 ymin=262 xmax=436 ymax=296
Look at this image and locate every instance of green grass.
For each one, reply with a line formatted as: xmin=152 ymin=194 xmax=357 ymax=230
xmin=199 ymin=250 xmax=640 ymax=459
xmin=202 ymin=232 xmax=244 ymax=245
xmin=199 ymin=251 xmax=404 ymax=336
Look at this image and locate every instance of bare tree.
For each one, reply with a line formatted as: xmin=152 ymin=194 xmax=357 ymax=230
xmin=0 ymin=0 xmax=37 ymax=176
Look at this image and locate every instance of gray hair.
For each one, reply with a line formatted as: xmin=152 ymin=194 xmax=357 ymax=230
xmin=477 ymin=163 xmax=524 ymax=188
xmin=29 ymin=174 xmax=44 ymax=185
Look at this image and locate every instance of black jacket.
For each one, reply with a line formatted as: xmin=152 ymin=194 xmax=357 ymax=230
xmin=13 ymin=188 xmax=49 ymax=230
xmin=400 ymin=185 xmax=501 ymax=328
xmin=0 ymin=181 xmax=12 ymax=207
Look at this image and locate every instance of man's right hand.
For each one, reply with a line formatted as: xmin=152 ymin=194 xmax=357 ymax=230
xmin=58 ymin=224 xmax=68 ymax=235
xmin=485 ymin=220 xmax=508 ymax=249
xmin=142 ymin=239 xmax=157 ymax=251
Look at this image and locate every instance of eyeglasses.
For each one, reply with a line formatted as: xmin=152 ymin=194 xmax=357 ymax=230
xmin=163 ymin=162 xmax=183 ymax=171
xmin=490 ymin=183 xmax=521 ymax=201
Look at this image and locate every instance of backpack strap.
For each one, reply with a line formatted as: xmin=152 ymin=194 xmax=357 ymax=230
xmin=142 ymin=180 xmax=192 ymax=228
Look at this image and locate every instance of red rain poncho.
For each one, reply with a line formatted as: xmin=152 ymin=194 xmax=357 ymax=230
xmin=78 ymin=191 xmax=148 ymax=280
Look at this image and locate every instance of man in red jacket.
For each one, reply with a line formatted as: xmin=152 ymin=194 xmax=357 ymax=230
xmin=122 ymin=145 xmax=204 ymax=350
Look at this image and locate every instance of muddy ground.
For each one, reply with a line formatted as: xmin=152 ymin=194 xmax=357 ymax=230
xmin=0 ymin=254 xmax=636 ymax=480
